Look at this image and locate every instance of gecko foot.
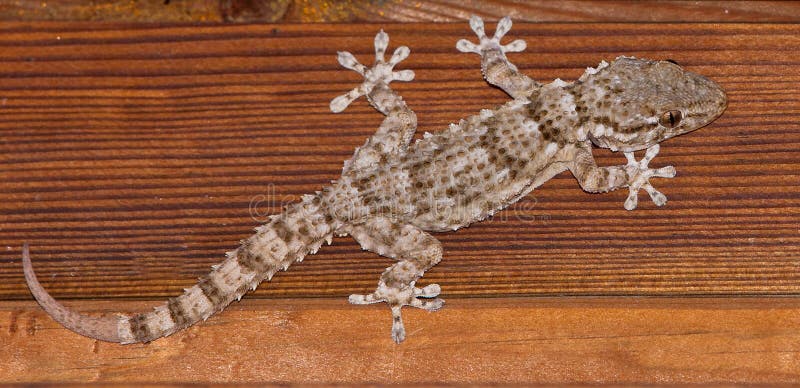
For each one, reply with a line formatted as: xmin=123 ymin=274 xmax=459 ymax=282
xmin=623 ymin=144 xmax=677 ymax=210
xmin=330 ymin=30 xmax=415 ymax=113
xmin=349 ymin=282 xmax=444 ymax=343
xmin=456 ymin=15 xmax=526 ymax=56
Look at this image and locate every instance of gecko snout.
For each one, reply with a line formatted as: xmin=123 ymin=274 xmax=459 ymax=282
xmin=684 ymin=72 xmax=728 ymax=131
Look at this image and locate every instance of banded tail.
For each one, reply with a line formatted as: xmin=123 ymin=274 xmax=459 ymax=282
xmin=23 ymin=196 xmax=334 ymax=344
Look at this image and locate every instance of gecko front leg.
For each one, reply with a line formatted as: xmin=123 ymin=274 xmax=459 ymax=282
xmin=622 ymin=145 xmax=677 ymax=210
xmin=346 ymin=217 xmax=443 ymax=343
xmin=331 ymin=30 xmax=417 ymax=172
xmin=457 ymin=16 xmax=539 ymax=99
xmin=569 ymin=142 xmax=676 ymax=210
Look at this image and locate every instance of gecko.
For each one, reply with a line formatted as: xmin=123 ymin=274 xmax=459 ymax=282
xmin=22 ymin=16 xmax=727 ymax=344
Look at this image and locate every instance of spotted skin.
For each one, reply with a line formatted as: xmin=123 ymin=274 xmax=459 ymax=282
xmin=22 ymin=16 xmax=727 ymax=344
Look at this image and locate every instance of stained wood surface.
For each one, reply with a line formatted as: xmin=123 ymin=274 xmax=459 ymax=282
xmin=3 ymin=297 xmax=800 ymax=384
xmin=1 ymin=22 xmax=798 ymax=300
xmin=0 ymin=20 xmax=798 ymax=384
xmin=1 ymin=1 xmax=799 ymax=23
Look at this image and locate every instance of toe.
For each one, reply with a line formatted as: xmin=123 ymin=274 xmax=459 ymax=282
xmin=624 ymin=187 xmax=639 ymax=210
xmin=390 ymin=306 xmax=406 ymax=343
xmin=349 ymin=292 xmax=381 ymax=305
xmin=330 ymin=85 xmax=367 ymax=113
xmin=392 ymin=69 xmax=415 ymax=82
xmin=643 ymin=183 xmax=668 ymax=206
xmin=374 ymin=30 xmax=389 ymax=61
xmin=414 ymin=283 xmax=441 ymax=298
xmin=389 ymin=46 xmax=410 ymax=66
xmin=502 ymin=39 xmax=527 ymax=53
xmin=494 ymin=16 xmax=513 ymax=39
xmin=654 ymin=165 xmax=676 ymax=178
xmin=337 ymin=51 xmax=366 ymax=74
xmin=469 ymin=15 xmax=486 ymax=37
xmin=456 ymin=39 xmax=480 ymax=54
xmin=410 ymin=297 xmax=445 ymax=311
xmin=643 ymin=144 xmax=661 ymax=164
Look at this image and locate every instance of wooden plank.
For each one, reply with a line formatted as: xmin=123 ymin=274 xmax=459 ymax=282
xmin=0 ymin=19 xmax=798 ymax=386
xmin=1 ymin=22 xmax=798 ymax=302
xmin=1 ymin=297 xmax=799 ymax=384
xmin=1 ymin=1 xmax=799 ymax=23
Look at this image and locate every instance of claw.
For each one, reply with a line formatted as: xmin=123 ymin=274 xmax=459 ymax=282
xmin=623 ymin=144 xmax=676 ymax=210
xmin=457 ymin=15 xmax=527 ymax=55
xmin=331 ymin=30 xmax=413 ymax=113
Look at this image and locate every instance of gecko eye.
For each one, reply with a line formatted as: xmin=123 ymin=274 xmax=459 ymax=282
xmin=659 ymin=110 xmax=683 ymax=128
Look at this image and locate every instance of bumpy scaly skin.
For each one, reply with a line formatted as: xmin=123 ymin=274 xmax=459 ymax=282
xmin=23 ymin=16 xmax=727 ymax=344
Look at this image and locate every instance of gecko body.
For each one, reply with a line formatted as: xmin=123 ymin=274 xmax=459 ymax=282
xmin=23 ymin=16 xmax=727 ymax=344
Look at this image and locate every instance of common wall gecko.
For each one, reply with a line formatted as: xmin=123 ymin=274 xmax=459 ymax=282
xmin=22 ymin=16 xmax=727 ymax=344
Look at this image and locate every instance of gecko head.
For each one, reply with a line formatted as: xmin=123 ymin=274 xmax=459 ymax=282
xmin=575 ymin=56 xmax=727 ymax=152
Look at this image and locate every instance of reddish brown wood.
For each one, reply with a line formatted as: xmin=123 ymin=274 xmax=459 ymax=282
xmin=0 ymin=20 xmax=797 ymax=384
xmin=2 ymin=297 xmax=799 ymax=384
xmin=1 ymin=22 xmax=798 ymax=301
xmin=2 ymin=1 xmax=799 ymax=22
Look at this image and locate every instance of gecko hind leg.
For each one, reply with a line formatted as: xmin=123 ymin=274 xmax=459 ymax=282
xmin=330 ymin=30 xmax=418 ymax=172
xmin=347 ymin=217 xmax=444 ymax=343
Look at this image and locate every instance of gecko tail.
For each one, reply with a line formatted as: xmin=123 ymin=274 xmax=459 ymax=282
xmin=22 ymin=197 xmax=334 ymax=344
xmin=22 ymin=243 xmax=122 ymax=342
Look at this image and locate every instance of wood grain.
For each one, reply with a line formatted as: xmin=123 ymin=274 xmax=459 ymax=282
xmin=2 ymin=1 xmax=800 ymax=23
xmin=2 ymin=297 xmax=800 ymax=384
xmin=0 ymin=20 xmax=798 ymax=384
xmin=1 ymin=22 xmax=798 ymax=302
